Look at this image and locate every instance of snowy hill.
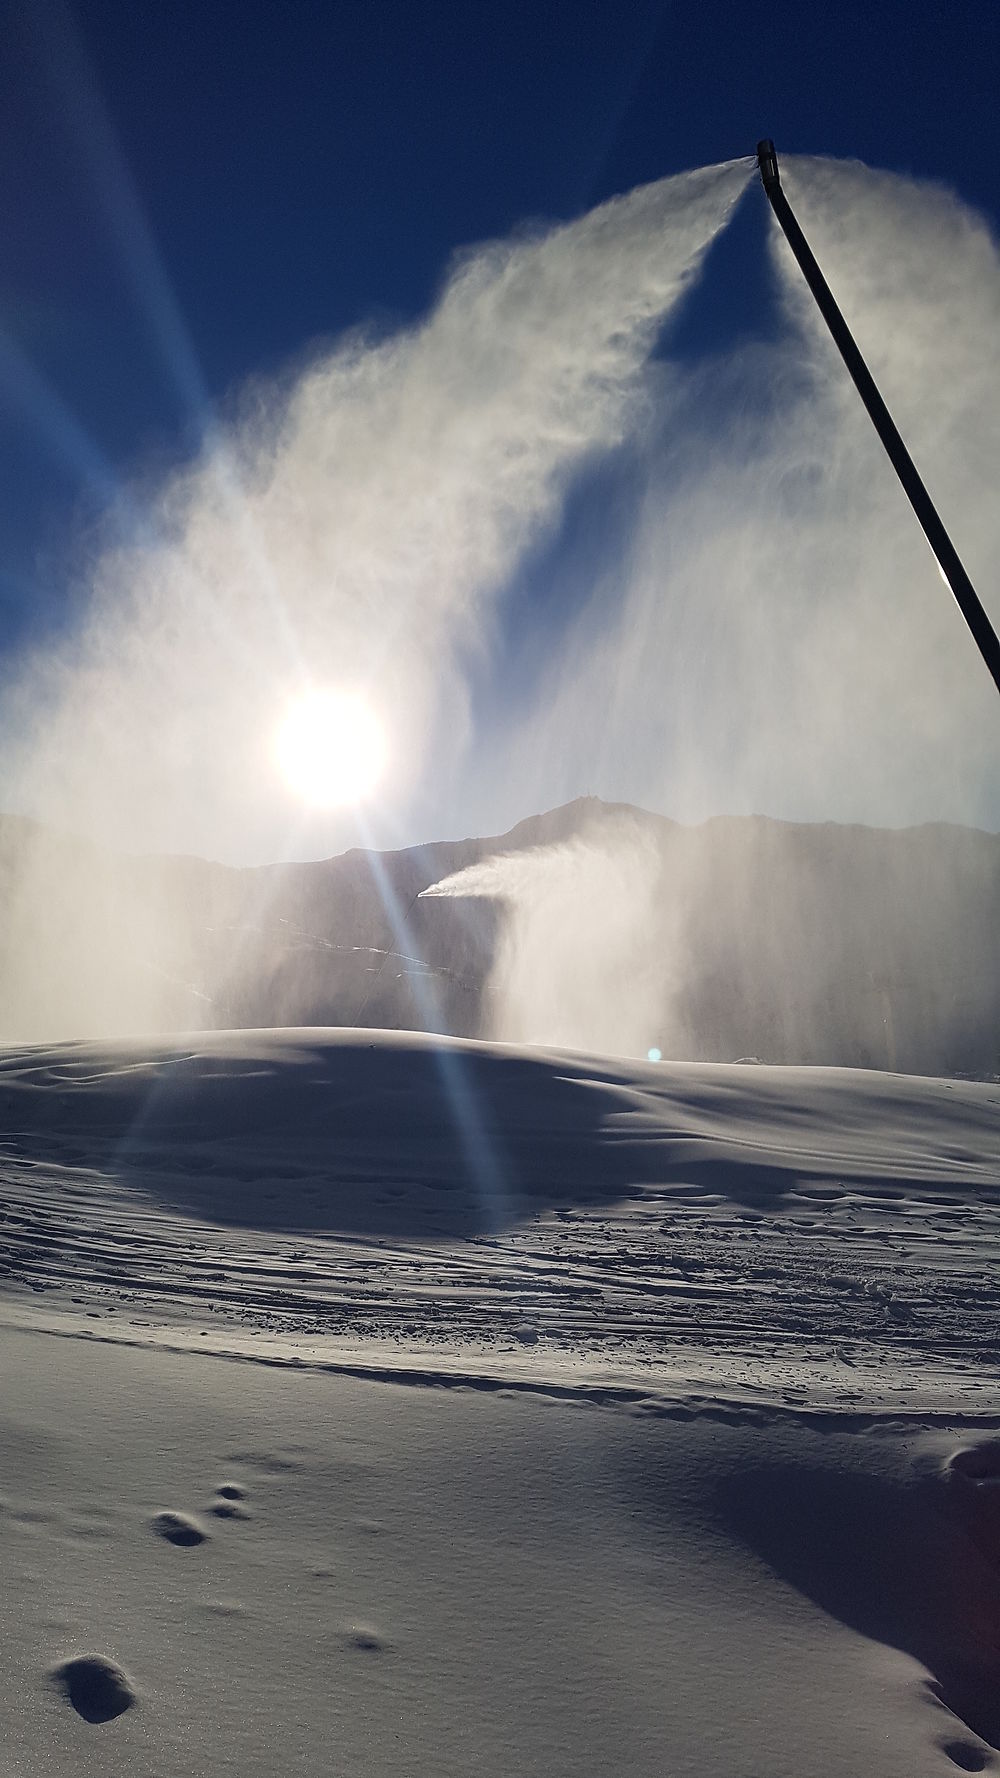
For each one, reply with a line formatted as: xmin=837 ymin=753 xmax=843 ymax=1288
xmin=0 ymin=1028 xmax=998 ymax=1775
xmin=1 ymin=798 xmax=998 ymax=1072
xmin=1 ymin=1027 xmax=997 ymax=1373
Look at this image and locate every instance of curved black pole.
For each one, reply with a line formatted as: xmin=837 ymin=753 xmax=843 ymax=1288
xmin=756 ymin=139 xmax=1000 ymax=701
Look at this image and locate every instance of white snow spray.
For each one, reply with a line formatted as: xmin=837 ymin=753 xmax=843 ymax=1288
xmin=0 ymin=156 xmax=752 ymax=1040
xmin=1 ymin=152 xmax=999 ymax=1051
xmin=486 ymin=157 xmax=1000 ymax=835
xmin=0 ymin=158 xmax=751 ymax=868
xmin=422 ymin=816 xmax=678 ymax=1056
xmin=441 ymin=155 xmax=1000 ymax=1060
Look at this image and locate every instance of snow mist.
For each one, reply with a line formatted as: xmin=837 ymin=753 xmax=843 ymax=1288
xmin=486 ymin=157 xmax=1000 ymax=835
xmin=2 ymin=152 xmax=999 ymax=1054
xmin=447 ymin=158 xmax=1000 ymax=1059
xmin=422 ymin=814 xmax=676 ymax=1056
xmin=0 ymin=160 xmax=750 ymax=869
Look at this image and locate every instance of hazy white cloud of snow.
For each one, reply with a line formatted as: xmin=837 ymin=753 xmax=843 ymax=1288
xmin=0 ymin=158 xmax=750 ymax=866
xmin=480 ymin=157 xmax=1000 ymax=840
xmin=421 ymin=157 xmax=1000 ymax=1055
xmin=2 ymin=152 xmax=1000 ymax=1053
xmin=423 ymin=816 xmax=676 ymax=1056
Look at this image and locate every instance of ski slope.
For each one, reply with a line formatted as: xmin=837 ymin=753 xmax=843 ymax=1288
xmin=0 ymin=1029 xmax=998 ymax=1775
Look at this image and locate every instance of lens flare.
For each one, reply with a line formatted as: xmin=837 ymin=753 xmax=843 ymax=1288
xmin=273 ymin=689 xmax=387 ymax=808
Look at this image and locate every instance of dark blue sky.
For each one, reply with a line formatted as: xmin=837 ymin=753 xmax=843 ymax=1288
xmin=1 ymin=0 xmax=998 ymax=646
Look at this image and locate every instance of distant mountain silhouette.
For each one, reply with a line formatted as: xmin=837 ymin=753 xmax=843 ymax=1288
xmin=0 ymin=798 xmax=997 ymax=1075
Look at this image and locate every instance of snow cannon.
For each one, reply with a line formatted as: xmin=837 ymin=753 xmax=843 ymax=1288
xmin=755 ymin=138 xmax=779 ymax=196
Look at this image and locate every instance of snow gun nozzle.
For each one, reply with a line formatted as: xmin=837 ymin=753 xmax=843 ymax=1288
xmin=756 ymin=140 xmax=780 ymax=195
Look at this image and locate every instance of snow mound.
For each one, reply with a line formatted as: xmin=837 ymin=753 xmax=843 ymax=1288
xmin=0 ymin=1026 xmax=995 ymax=1237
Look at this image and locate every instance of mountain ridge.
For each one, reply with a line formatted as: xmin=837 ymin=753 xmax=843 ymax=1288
xmin=1 ymin=798 xmax=997 ymax=1074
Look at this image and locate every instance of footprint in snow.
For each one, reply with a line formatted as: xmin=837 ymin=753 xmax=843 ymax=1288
xmin=939 ymin=1739 xmax=993 ymax=1772
xmin=950 ymin=1442 xmax=1000 ymax=1485
xmin=211 ymin=1481 xmax=250 ymax=1520
xmin=151 ymin=1510 xmax=207 ymax=1547
xmin=53 ymin=1653 xmax=135 ymax=1722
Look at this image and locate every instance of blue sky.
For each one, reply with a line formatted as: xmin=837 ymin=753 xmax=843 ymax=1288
xmin=3 ymin=0 xmax=998 ymax=644
xmin=1 ymin=0 xmax=999 ymax=860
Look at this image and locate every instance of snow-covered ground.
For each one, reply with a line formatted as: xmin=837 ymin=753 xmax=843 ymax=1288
xmin=1 ymin=1029 xmax=998 ymax=1774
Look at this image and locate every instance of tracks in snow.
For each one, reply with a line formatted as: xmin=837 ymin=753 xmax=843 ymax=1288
xmin=1 ymin=1145 xmax=997 ymax=1387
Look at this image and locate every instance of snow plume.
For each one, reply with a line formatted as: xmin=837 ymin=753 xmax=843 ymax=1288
xmin=0 ymin=158 xmax=750 ymax=871
xmin=423 ymin=815 xmax=677 ymax=1056
xmin=483 ymin=157 xmax=1000 ymax=837
xmin=2 ymin=151 xmax=999 ymax=1053
xmin=422 ymin=155 xmax=1000 ymax=1062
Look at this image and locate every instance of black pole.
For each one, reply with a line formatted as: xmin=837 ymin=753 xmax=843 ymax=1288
xmin=756 ymin=139 xmax=1000 ymax=701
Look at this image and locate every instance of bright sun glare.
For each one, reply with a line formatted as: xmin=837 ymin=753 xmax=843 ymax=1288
xmin=273 ymin=688 xmax=388 ymax=808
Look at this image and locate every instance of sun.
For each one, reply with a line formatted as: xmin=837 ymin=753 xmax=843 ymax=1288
xmin=273 ymin=688 xmax=388 ymax=808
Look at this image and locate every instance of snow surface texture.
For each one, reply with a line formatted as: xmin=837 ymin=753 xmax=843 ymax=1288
xmin=1 ymin=1028 xmax=998 ymax=1775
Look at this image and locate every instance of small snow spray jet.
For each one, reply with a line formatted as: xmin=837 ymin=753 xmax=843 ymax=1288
xmin=756 ymin=139 xmax=1000 ymax=701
